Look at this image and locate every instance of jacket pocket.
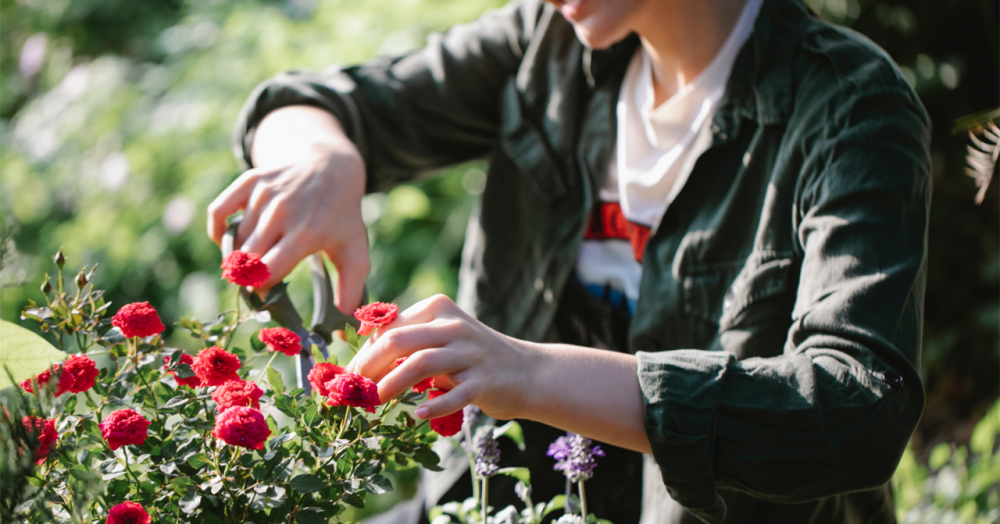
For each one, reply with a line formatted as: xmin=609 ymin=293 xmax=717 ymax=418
xmin=718 ymin=254 xmax=795 ymax=331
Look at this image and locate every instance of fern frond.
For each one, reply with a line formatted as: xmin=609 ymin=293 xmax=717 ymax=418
xmin=965 ymin=121 xmax=1000 ymax=205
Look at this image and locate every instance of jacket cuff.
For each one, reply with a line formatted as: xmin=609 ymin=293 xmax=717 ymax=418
xmin=636 ymin=350 xmax=734 ymax=524
xmin=230 ymin=68 xmax=368 ymax=173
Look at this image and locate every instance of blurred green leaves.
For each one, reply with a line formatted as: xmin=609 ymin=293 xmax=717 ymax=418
xmin=0 ymin=0 xmax=505 ymax=340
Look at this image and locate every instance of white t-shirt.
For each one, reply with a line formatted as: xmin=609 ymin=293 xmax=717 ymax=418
xmin=575 ymin=0 xmax=763 ymax=313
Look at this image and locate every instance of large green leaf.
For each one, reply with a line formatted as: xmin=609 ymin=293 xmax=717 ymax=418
xmin=0 ymin=320 xmax=65 ymax=389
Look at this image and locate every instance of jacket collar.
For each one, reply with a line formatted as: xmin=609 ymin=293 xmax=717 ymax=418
xmin=582 ymin=0 xmax=811 ymax=139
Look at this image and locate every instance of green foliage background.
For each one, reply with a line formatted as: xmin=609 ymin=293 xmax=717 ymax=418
xmin=0 ymin=0 xmax=997 ymax=520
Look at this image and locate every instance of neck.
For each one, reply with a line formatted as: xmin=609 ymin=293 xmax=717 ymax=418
xmin=633 ymin=0 xmax=750 ymax=106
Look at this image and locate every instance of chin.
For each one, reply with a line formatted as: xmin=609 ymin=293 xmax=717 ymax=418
xmin=550 ymin=0 xmax=640 ymax=50
xmin=570 ymin=22 xmax=633 ymax=50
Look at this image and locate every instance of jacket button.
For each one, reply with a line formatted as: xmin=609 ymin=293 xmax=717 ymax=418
xmin=534 ymin=278 xmax=544 ymax=291
xmin=543 ymin=289 xmax=554 ymax=303
xmin=882 ymin=371 xmax=903 ymax=387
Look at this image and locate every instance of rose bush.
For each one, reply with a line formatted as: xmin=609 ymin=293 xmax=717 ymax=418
xmin=1 ymin=250 xmax=447 ymax=523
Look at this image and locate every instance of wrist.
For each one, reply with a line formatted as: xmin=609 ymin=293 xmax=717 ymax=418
xmin=251 ymin=105 xmax=358 ymax=168
xmin=511 ymin=340 xmax=556 ymax=422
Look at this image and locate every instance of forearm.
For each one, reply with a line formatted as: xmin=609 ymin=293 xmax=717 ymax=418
xmin=518 ymin=341 xmax=652 ymax=454
xmin=251 ymin=105 xmax=358 ymax=169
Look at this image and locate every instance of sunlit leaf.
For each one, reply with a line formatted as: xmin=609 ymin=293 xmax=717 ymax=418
xmin=0 ymin=320 xmax=65 ymax=389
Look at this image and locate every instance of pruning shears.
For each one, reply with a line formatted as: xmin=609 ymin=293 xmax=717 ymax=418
xmin=221 ymin=216 xmax=364 ymax=394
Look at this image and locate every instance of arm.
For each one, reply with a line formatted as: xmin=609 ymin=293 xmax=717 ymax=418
xmin=347 ymin=83 xmax=930 ymax=519
xmin=231 ymin=0 xmax=545 ymax=191
xmin=211 ymin=0 xmax=546 ymax=300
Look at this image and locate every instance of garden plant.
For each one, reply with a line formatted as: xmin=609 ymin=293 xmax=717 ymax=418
xmin=0 ymin=249 xmax=616 ymax=523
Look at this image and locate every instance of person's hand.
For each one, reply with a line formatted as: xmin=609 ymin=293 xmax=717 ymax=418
xmin=207 ymin=107 xmax=368 ymax=314
xmin=345 ymin=294 xmax=539 ymax=421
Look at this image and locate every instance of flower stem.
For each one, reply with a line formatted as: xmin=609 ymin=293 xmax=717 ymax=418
xmin=481 ymin=476 xmax=489 ymax=520
xmin=261 ymin=351 xmax=279 ymax=387
xmin=118 ymin=448 xmax=142 ymax=486
xmin=463 ymin=418 xmax=480 ymax=503
xmin=578 ymin=481 xmax=588 ymax=522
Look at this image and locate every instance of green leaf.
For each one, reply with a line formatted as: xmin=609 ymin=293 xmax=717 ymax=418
xmin=345 ymin=324 xmax=360 ymax=350
xmin=251 ymin=330 xmax=267 ymax=353
xmin=275 ymin=394 xmax=296 ymax=417
xmin=494 ymin=420 xmax=525 ymax=451
xmin=303 ymin=404 xmax=320 ymax=427
xmin=929 ymin=443 xmax=951 ymax=471
xmin=412 ymin=446 xmax=444 ymax=472
xmin=496 ymin=467 xmax=530 ymax=486
xmin=363 ymin=474 xmax=394 ymax=495
xmin=341 ymin=492 xmax=365 ymax=508
xmin=288 ymin=473 xmax=327 ymax=494
xmin=0 ymin=320 xmax=65 ymax=389
xmin=267 ymin=367 xmax=286 ymax=393
xmin=542 ymin=495 xmax=567 ymax=517
xmin=355 ymin=460 xmax=381 ymax=478
xmin=64 ymin=394 xmax=78 ymax=414
xmin=310 ymin=344 xmax=325 ymax=365
xmin=180 ymin=492 xmax=202 ymax=514
xmin=296 ymin=507 xmax=328 ymax=524
xmin=186 ymin=454 xmax=211 ymax=469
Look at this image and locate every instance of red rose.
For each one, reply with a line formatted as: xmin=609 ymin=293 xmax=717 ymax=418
xmin=192 ymin=346 xmax=241 ymax=387
xmin=258 ymin=327 xmax=301 ymax=356
xmin=212 ymin=380 xmax=263 ymax=412
xmin=307 ymin=362 xmax=345 ymax=397
xmin=19 ymin=366 xmax=68 ymax=396
xmin=99 ymin=409 xmax=150 ymax=450
xmin=112 ymin=302 xmax=165 ymax=339
xmin=22 ymin=416 xmax=58 ymax=464
xmin=213 ymin=406 xmax=271 ymax=450
xmin=106 ymin=501 xmax=150 ymax=524
xmin=62 ymin=354 xmax=98 ymax=394
xmin=428 ymin=389 xmax=463 ymax=437
xmin=395 ymin=357 xmax=434 ymax=393
xmin=324 ymin=373 xmax=380 ymax=413
xmin=163 ymin=353 xmax=202 ymax=388
xmin=221 ymin=250 xmax=270 ymax=288
xmin=354 ymin=302 xmax=398 ymax=336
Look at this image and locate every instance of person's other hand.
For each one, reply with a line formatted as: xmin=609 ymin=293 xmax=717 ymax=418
xmin=346 ymin=294 xmax=538 ymax=421
xmin=207 ymin=108 xmax=368 ymax=314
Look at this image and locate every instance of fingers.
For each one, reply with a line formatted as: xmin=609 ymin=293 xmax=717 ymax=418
xmin=375 ymin=347 xmax=468 ymax=403
xmin=326 ymin=245 xmax=369 ymax=316
xmin=415 ymin=382 xmax=474 ymax=419
xmin=258 ymin=235 xmax=313 ymax=290
xmin=348 ymin=318 xmax=465 ymax=380
xmin=207 ymin=168 xmax=267 ymax=245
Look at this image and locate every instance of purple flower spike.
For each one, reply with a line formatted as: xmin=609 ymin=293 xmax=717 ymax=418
xmin=473 ymin=426 xmax=501 ymax=477
xmin=547 ymin=432 xmax=605 ymax=483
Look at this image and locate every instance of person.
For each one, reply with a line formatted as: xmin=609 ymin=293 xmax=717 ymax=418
xmin=208 ymin=0 xmax=931 ymax=521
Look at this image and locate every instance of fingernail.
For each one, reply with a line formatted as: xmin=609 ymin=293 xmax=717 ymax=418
xmin=415 ymin=406 xmax=430 ymax=419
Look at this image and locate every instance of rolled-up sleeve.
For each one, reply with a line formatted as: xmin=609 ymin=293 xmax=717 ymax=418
xmin=637 ymin=82 xmax=931 ymax=523
xmin=231 ymin=0 xmax=545 ymax=193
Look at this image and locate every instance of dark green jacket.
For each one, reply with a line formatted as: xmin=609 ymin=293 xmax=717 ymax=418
xmin=234 ymin=0 xmax=930 ymax=522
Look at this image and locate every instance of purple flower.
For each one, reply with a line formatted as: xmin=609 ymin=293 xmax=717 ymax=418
xmin=473 ymin=426 xmax=501 ymax=477
xmin=547 ymin=432 xmax=605 ymax=483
